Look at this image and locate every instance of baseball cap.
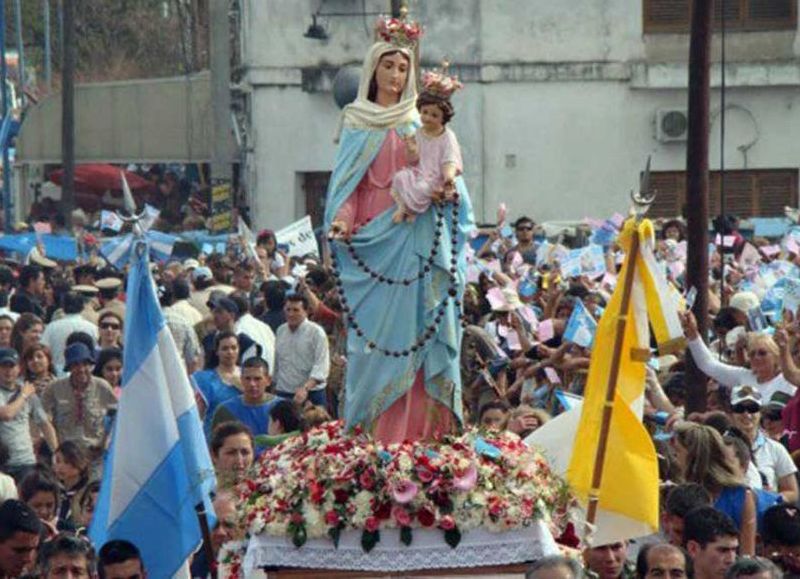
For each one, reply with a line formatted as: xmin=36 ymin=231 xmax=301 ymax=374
xmin=730 ymin=384 xmax=762 ymax=407
xmin=0 ymin=347 xmax=18 ymax=365
xmin=208 ymin=294 xmax=239 ymax=316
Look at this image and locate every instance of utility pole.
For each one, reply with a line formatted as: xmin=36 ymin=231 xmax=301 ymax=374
xmin=209 ymin=0 xmax=232 ymax=182
xmin=61 ymin=0 xmax=75 ymax=225
xmin=43 ymin=0 xmax=51 ymax=90
xmin=684 ymin=0 xmax=713 ymax=414
xmin=0 ymin=0 xmax=11 ymax=232
xmin=13 ymin=0 xmax=23 ymax=105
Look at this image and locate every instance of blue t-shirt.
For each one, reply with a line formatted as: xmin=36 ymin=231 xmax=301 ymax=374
xmin=192 ymin=369 xmax=241 ymax=438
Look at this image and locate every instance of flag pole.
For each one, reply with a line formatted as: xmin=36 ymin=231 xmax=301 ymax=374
xmin=585 ymin=159 xmax=655 ymax=535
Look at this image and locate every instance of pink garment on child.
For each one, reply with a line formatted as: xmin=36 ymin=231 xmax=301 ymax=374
xmin=391 ymin=127 xmax=463 ymax=215
xmin=335 ymin=129 xmax=456 ymax=444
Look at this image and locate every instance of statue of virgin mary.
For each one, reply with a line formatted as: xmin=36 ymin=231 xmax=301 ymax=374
xmin=325 ymin=22 xmax=474 ymax=444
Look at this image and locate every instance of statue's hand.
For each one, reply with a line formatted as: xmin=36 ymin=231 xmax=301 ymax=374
xmin=329 ymin=220 xmax=349 ymax=240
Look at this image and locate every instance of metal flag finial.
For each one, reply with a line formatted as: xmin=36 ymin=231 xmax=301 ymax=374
xmin=630 ymin=155 xmax=656 ymax=218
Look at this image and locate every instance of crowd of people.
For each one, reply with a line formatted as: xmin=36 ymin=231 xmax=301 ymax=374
xmin=0 ymin=210 xmax=799 ymax=577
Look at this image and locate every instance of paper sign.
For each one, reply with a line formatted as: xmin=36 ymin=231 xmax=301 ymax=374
xmin=555 ymin=389 xmax=583 ymax=411
xmin=466 ymin=264 xmax=481 ymax=284
xmin=505 ymin=330 xmax=522 ymax=351
xmin=601 ymin=272 xmax=617 ymax=288
xmin=747 ymin=306 xmax=769 ymax=332
xmin=543 ymin=367 xmax=561 ymax=384
xmin=276 ymin=215 xmax=320 ymax=258
xmin=201 ymin=243 xmax=214 ymax=255
xmin=685 ymin=287 xmax=698 ymax=310
xmin=782 ymin=278 xmax=800 ymax=316
xmin=500 ymin=224 xmax=514 ymax=239
xmin=563 ymin=299 xmax=597 ymax=348
xmin=724 ymin=235 xmax=736 ymax=248
xmin=100 ymin=211 xmax=124 ymax=233
xmin=610 ymin=213 xmax=625 ymax=229
xmin=761 ymin=245 xmax=781 ymax=257
xmin=33 ymin=222 xmax=52 ymax=234
xmin=537 ymin=319 xmax=555 ymax=342
xmin=518 ymin=305 xmax=538 ymax=328
xmin=787 ymin=238 xmax=800 ymax=255
xmin=486 ymin=287 xmax=506 ymax=311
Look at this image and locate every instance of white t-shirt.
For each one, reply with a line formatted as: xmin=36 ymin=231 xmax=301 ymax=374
xmin=753 ymin=432 xmax=797 ymax=492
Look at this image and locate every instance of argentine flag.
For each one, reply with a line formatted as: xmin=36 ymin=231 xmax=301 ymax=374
xmin=90 ymin=241 xmax=216 ymax=577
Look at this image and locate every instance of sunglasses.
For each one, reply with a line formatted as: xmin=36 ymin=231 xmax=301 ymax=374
xmin=732 ymin=404 xmax=761 ymax=414
xmin=100 ymin=323 xmax=121 ymax=330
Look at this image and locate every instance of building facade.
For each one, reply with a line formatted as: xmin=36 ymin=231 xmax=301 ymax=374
xmin=241 ymin=0 xmax=800 ymax=230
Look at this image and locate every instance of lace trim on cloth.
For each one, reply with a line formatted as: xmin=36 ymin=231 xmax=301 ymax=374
xmin=243 ymin=522 xmax=559 ymax=573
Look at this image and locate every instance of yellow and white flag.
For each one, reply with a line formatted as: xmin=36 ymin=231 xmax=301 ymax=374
xmin=564 ymin=218 xmax=684 ymax=544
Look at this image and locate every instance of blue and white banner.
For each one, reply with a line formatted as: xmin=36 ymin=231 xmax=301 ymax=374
xmin=100 ymin=230 xmax=176 ymax=269
xmin=90 ymin=241 xmax=216 ymax=577
xmin=563 ymin=298 xmax=597 ymax=348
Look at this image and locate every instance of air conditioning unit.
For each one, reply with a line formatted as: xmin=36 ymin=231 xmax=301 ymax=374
xmin=655 ymin=109 xmax=689 ymax=143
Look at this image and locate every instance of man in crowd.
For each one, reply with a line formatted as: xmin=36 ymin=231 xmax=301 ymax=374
xmin=762 ymin=503 xmax=800 ymax=576
xmin=0 ymin=500 xmax=42 ymax=578
xmin=190 ymin=490 xmax=242 ymax=578
xmin=42 ymin=342 xmax=116 ymax=452
xmin=683 ymin=507 xmax=738 ymax=579
xmin=167 ymin=278 xmax=203 ymax=327
xmin=273 ymin=293 xmax=330 ymax=407
xmin=158 ymin=282 xmax=202 ymax=374
xmin=584 ymin=541 xmax=635 ymax=579
xmin=10 ymin=264 xmax=46 ymax=318
xmin=212 ymin=357 xmax=275 ymax=441
xmin=201 ymin=294 xmax=260 ymax=367
xmin=510 ymin=215 xmax=537 ymax=265
xmin=230 ymin=292 xmax=275 ymax=370
xmin=259 ymin=280 xmax=287 ymax=333
xmin=0 ymin=348 xmax=57 ymax=481
xmin=663 ymin=484 xmax=712 ymax=547
xmin=41 ymin=292 xmax=98 ymax=377
xmin=95 ymin=276 xmax=126 ymax=320
xmin=38 ymin=533 xmax=96 ymax=579
xmin=724 ymin=559 xmax=781 ymax=578
xmin=526 ymin=555 xmax=585 ymax=579
xmin=98 ymin=539 xmax=147 ymax=579
xmin=635 ymin=543 xmax=691 ymax=579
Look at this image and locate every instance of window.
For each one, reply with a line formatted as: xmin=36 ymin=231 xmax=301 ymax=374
xmin=645 ymin=169 xmax=798 ymax=218
xmin=643 ymin=0 xmax=796 ymax=33
xmin=301 ymin=171 xmax=331 ymax=229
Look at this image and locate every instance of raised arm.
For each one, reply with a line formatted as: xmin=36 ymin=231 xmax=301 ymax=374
xmin=680 ymin=311 xmax=752 ymax=387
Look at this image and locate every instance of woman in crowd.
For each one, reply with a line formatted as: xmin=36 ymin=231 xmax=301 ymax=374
xmin=11 ymin=313 xmax=44 ymax=357
xmin=256 ymin=229 xmax=289 ymax=278
xmin=23 ymin=343 xmax=56 ymax=396
xmin=19 ymin=469 xmax=60 ymax=537
xmin=680 ymin=311 xmax=795 ymax=406
xmin=726 ymin=384 xmax=797 ymax=502
xmin=192 ymin=330 xmax=242 ymax=437
xmin=97 ymin=311 xmax=124 ymax=350
xmin=94 ymin=348 xmax=123 ymax=397
xmin=671 ymin=422 xmax=756 ymax=556
xmin=53 ymin=440 xmax=91 ymax=527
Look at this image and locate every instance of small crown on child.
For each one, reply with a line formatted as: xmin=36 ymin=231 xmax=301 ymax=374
xmin=421 ymin=61 xmax=463 ymax=99
xmin=375 ymin=15 xmax=423 ymax=48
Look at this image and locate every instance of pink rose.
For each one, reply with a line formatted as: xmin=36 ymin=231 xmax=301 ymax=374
xmin=365 ymin=516 xmax=380 ymax=532
xmin=452 ymin=465 xmax=477 ymax=491
xmin=416 ymin=468 xmax=434 ymax=483
xmin=325 ymin=510 xmax=340 ymax=526
xmin=439 ymin=515 xmax=456 ymax=531
xmin=391 ymin=480 xmax=419 ymax=504
xmin=392 ymin=506 xmax=411 ymax=527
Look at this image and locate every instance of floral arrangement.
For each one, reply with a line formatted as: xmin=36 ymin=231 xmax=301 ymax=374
xmin=227 ymin=421 xmax=573 ymax=571
xmin=375 ymin=17 xmax=423 ymax=48
xmin=422 ymin=67 xmax=464 ymax=99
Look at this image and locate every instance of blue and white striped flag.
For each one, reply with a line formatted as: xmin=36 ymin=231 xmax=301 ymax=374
xmin=89 ymin=240 xmax=216 ymax=577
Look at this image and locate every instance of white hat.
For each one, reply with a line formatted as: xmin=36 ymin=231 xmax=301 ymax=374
xmin=729 ymin=291 xmax=760 ymax=314
xmin=183 ymin=258 xmax=200 ymax=270
xmin=28 ymin=248 xmax=57 ymax=269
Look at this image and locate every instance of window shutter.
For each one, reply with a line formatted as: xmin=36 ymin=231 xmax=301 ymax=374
xmin=647 ymin=172 xmax=685 ymax=218
xmin=644 ymin=0 xmax=690 ymax=32
xmin=748 ymin=0 xmax=794 ymax=20
xmin=720 ymin=172 xmax=755 ymax=216
xmin=714 ymin=0 xmax=743 ymax=24
xmin=756 ymin=171 xmax=798 ymax=216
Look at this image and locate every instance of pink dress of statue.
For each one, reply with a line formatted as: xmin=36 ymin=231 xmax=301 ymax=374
xmin=335 ymin=131 xmax=455 ymax=444
xmin=391 ymin=127 xmax=463 ymax=218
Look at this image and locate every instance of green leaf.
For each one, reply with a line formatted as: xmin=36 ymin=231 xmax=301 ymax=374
xmin=444 ymin=527 xmax=462 ymax=549
xmin=328 ymin=525 xmax=341 ymax=549
xmin=292 ymin=524 xmax=307 ymax=548
xmin=361 ymin=529 xmax=380 ymax=553
xmin=400 ymin=526 xmax=413 ymax=546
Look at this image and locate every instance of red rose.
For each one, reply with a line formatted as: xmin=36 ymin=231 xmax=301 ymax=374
xmin=489 ymin=501 xmax=505 ymax=518
xmin=290 ymin=512 xmax=304 ymax=524
xmin=325 ymin=510 xmax=340 ymax=526
xmin=417 ymin=507 xmax=436 ymax=527
xmin=374 ymin=501 xmax=392 ymax=520
xmin=439 ymin=515 xmax=456 ymax=531
xmin=359 ymin=470 xmax=375 ymax=490
xmin=309 ymin=481 xmax=325 ymax=504
xmin=365 ymin=516 xmax=380 ymax=532
xmin=392 ymin=506 xmax=411 ymax=527
xmin=416 ymin=468 xmax=434 ymax=483
xmin=333 ymin=489 xmax=350 ymax=504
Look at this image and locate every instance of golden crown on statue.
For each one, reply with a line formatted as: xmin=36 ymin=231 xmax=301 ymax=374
xmin=375 ymin=15 xmax=423 ymax=48
xmin=421 ymin=61 xmax=463 ymax=99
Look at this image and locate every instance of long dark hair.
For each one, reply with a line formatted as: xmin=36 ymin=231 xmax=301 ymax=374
xmin=367 ymin=50 xmax=410 ymax=103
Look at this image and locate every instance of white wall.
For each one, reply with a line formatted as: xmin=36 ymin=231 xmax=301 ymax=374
xmin=243 ymin=0 xmax=800 ymax=229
